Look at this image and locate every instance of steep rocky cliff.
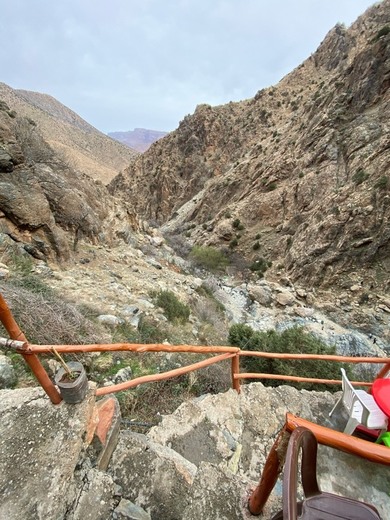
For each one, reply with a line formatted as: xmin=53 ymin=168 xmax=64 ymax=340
xmin=0 ymin=100 xmax=138 ymax=261
xmin=110 ymin=1 xmax=390 ymax=292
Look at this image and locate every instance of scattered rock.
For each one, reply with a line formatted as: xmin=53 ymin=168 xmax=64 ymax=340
xmin=148 ymin=236 xmax=164 ymax=247
xmin=113 ymin=367 xmax=132 ymax=384
xmin=97 ymin=315 xmax=124 ymax=328
xmin=247 ymin=283 xmax=273 ymax=307
xmin=274 ymin=291 xmax=296 ymax=307
xmin=350 ymin=284 xmax=361 ymax=292
xmin=0 ymin=265 xmax=9 ymax=279
xmin=0 ymin=355 xmax=16 ymax=388
xmin=378 ymin=304 xmax=390 ymax=314
xmin=294 ymin=306 xmax=314 ymax=318
xmin=146 ymin=258 xmax=163 ymax=270
xmin=113 ymin=499 xmax=151 ymax=520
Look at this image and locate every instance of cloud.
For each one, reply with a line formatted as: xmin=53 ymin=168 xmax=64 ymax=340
xmin=0 ymin=0 xmax=376 ymax=132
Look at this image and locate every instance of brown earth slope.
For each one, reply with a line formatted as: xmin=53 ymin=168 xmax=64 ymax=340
xmin=0 ymin=100 xmax=139 ymax=261
xmin=0 ymin=83 xmax=138 ymax=184
xmin=109 ymin=1 xmax=390 ymax=292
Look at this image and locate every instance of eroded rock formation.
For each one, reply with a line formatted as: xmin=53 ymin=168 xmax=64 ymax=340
xmin=0 ymin=101 xmax=139 ymax=261
xmin=110 ymin=1 xmax=390 ymax=292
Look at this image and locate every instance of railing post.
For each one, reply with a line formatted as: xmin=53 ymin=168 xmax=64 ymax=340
xmin=0 ymin=293 xmax=62 ymax=404
xmin=248 ymin=425 xmax=290 ymax=515
xmin=231 ymin=353 xmax=240 ymax=393
xmin=374 ymin=362 xmax=390 ymax=380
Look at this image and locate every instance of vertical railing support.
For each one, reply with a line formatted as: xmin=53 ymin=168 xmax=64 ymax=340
xmin=0 ymin=293 xmax=62 ymax=404
xmin=375 ymin=362 xmax=390 ymax=380
xmin=231 ymin=353 xmax=240 ymax=393
xmin=248 ymin=425 xmax=290 ymax=515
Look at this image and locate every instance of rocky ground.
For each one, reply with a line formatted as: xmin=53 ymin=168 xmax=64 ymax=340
xmin=1 ymin=383 xmax=389 ymax=520
xmin=42 ymin=229 xmax=390 ymax=360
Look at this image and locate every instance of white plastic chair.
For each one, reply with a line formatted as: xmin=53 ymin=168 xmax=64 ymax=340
xmin=329 ymin=368 xmax=388 ymax=435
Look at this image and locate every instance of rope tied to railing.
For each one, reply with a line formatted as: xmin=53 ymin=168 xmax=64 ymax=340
xmin=0 ymin=337 xmax=27 ymax=352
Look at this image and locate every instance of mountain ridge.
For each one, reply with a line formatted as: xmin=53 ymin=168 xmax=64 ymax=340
xmin=109 ymin=0 xmax=390 ymax=292
xmin=108 ymin=128 xmax=168 ymax=152
xmin=0 ymin=82 xmax=138 ymax=184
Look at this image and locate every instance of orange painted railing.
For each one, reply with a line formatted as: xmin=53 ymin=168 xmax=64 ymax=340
xmin=0 ymin=292 xmax=388 ymax=403
xmin=248 ymin=412 xmax=390 ymax=515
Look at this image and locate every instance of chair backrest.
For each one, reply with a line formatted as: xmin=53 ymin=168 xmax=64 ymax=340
xmin=283 ymin=427 xmax=320 ymax=516
xmin=340 ymin=368 xmax=356 ymax=412
xmin=282 ymin=426 xmax=381 ymax=520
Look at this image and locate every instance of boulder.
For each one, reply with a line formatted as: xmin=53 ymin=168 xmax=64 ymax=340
xmin=0 ymin=355 xmax=16 ymax=388
xmin=109 ymin=431 xmax=197 ymax=520
xmin=0 ymin=386 xmax=96 ymax=520
xmin=97 ymin=315 xmax=124 ymax=328
xmin=113 ymin=499 xmax=151 ymax=520
xmin=247 ymin=283 xmax=273 ymax=307
xmin=274 ymin=291 xmax=296 ymax=307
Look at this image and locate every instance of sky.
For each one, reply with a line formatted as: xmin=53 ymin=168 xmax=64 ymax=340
xmin=0 ymin=0 xmax=377 ymax=133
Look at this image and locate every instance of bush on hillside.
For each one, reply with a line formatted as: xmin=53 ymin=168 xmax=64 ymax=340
xmin=228 ymin=324 xmax=348 ymax=391
xmin=375 ymin=175 xmax=389 ymax=191
xmin=352 ymin=168 xmax=369 ymax=185
xmin=153 ymin=290 xmax=190 ymax=323
xmin=190 ymin=245 xmax=230 ymax=272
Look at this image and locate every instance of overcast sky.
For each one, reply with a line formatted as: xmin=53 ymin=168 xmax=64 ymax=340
xmin=0 ymin=0 xmax=376 ymax=133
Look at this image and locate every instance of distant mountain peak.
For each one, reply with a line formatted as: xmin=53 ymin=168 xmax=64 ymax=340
xmin=108 ymin=128 xmax=168 ymax=152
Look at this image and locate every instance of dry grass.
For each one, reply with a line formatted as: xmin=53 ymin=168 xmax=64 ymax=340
xmin=0 ymin=281 xmax=110 ymax=346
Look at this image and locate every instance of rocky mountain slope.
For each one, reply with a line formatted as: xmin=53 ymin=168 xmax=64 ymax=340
xmin=0 ymin=82 xmax=138 ymax=184
xmin=0 ymin=99 xmax=139 ymax=261
xmin=108 ymin=128 xmax=168 ymax=152
xmin=110 ymin=1 xmax=390 ymax=293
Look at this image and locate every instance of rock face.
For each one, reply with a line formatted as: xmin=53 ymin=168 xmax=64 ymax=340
xmin=108 ymin=128 xmax=168 ymax=153
xmin=110 ymin=1 xmax=390 ymax=292
xmin=109 ymin=383 xmax=390 ymax=520
xmin=1 ymin=383 xmax=389 ymax=519
xmin=0 ymin=83 xmax=138 ymax=184
xmin=0 ymin=386 xmax=98 ymax=519
xmin=0 ymin=100 xmax=139 ymax=261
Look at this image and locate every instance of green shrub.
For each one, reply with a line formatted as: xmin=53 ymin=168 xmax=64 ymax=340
xmin=352 ymin=168 xmax=369 ymax=185
xmin=252 ymin=241 xmax=261 ymax=251
xmin=228 ymin=324 xmax=347 ymax=391
xmin=267 ymin=182 xmax=277 ymax=191
xmin=374 ymin=176 xmax=389 ymax=191
xmin=190 ymin=246 xmax=230 ymax=272
xmin=232 ymin=218 xmax=242 ymax=229
xmin=153 ymin=290 xmax=190 ymax=323
xmin=229 ymin=238 xmax=238 ymax=249
xmin=249 ymin=257 xmax=269 ymax=277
